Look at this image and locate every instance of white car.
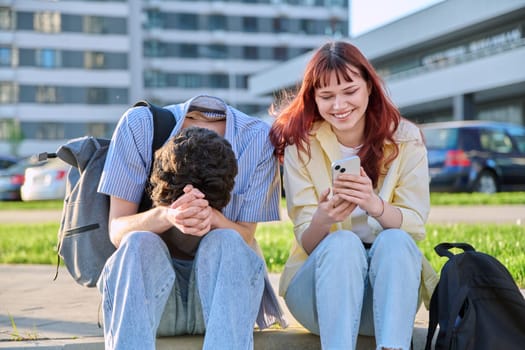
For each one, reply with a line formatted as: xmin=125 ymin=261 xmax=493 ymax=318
xmin=21 ymin=158 xmax=70 ymax=201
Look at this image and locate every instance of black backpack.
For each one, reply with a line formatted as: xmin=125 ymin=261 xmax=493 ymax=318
xmin=39 ymin=101 xmax=176 ymax=287
xmin=425 ymin=242 xmax=525 ymax=350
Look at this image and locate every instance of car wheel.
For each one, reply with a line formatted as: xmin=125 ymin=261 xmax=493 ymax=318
xmin=474 ymin=170 xmax=498 ymax=194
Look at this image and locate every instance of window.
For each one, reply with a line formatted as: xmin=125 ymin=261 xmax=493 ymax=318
xmin=207 ymin=44 xmax=227 ymax=59
xmin=0 ymin=47 xmax=12 ymax=67
xmin=209 ymin=74 xmax=229 ymax=89
xmin=243 ymin=46 xmax=258 ymax=60
xmin=83 ymin=16 xmax=105 ymax=34
xmin=144 ymin=70 xmax=167 ymax=88
xmin=273 ymin=17 xmax=290 ymax=33
xmin=84 ymin=52 xmax=105 ymax=69
xmin=36 ymin=49 xmax=61 ymax=68
xmin=0 ymin=82 xmax=17 ymax=103
xmin=173 ymin=73 xmax=201 ymax=88
xmin=208 ymin=14 xmax=226 ymax=31
xmin=480 ymin=130 xmax=513 ymax=154
xmin=87 ymin=122 xmax=112 ymax=138
xmin=87 ymin=88 xmax=108 ymax=104
xmin=176 ymin=13 xmax=198 ymax=30
xmin=36 ymin=86 xmax=58 ymax=103
xmin=35 ymin=122 xmax=64 ymax=140
xmin=273 ymin=46 xmax=288 ymax=60
xmin=179 ymin=43 xmax=198 ymax=58
xmin=34 ymin=11 xmax=61 ymax=33
xmin=243 ymin=17 xmax=257 ymax=32
xmin=144 ymin=40 xmax=164 ymax=57
xmin=0 ymin=7 xmax=13 ymax=30
xmin=508 ymin=127 xmax=525 ymax=153
xmin=146 ymin=9 xmax=163 ymax=29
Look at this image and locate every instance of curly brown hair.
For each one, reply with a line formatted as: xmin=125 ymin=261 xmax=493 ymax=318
xmin=149 ymin=126 xmax=237 ymax=210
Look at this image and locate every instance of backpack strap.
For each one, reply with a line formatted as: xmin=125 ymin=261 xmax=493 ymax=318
xmin=425 ymin=283 xmax=439 ymax=350
xmin=435 ymin=242 xmax=475 ymax=258
xmin=133 ymin=100 xmax=176 ymax=212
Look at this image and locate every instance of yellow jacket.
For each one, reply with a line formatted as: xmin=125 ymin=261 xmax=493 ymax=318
xmin=279 ymin=119 xmax=438 ymax=308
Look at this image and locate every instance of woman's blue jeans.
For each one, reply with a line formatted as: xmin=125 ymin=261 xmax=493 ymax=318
xmin=97 ymin=229 xmax=265 ymax=350
xmin=285 ymin=229 xmax=422 ymax=350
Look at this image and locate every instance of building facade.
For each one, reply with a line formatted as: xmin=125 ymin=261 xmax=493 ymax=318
xmin=0 ymin=0 xmax=348 ymax=156
xmin=250 ymin=0 xmax=525 ymax=127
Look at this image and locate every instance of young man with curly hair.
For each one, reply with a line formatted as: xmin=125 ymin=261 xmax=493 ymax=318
xmin=149 ymin=123 xmax=238 ymax=258
xmin=97 ymin=95 xmax=285 ymax=350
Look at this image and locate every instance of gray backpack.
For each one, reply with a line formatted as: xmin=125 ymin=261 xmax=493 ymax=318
xmin=40 ymin=101 xmax=175 ymax=287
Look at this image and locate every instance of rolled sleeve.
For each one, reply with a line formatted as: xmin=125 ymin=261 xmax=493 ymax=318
xmin=98 ymin=107 xmax=153 ymax=203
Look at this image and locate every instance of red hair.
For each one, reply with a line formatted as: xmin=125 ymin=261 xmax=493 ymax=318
xmin=269 ymin=41 xmax=401 ymax=187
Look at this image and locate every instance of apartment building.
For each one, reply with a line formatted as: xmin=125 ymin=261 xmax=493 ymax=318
xmin=0 ymin=0 xmax=348 ymax=156
xmin=250 ymin=0 xmax=525 ymax=126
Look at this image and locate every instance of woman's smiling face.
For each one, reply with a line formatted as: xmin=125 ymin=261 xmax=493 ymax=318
xmin=314 ymin=65 xmax=370 ymax=146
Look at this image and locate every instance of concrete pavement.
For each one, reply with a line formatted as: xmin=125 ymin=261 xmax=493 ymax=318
xmin=1 ymin=205 xmax=524 ymax=349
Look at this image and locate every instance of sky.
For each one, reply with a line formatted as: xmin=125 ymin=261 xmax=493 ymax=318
xmin=350 ymin=0 xmax=444 ymax=37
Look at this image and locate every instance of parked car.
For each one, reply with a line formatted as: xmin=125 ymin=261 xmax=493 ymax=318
xmin=21 ymin=158 xmax=69 ymax=201
xmin=0 ymin=156 xmax=45 ymax=200
xmin=421 ymin=120 xmax=525 ymax=193
xmin=0 ymin=155 xmax=18 ymax=170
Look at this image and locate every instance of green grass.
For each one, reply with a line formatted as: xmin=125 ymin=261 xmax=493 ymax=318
xmin=0 ymin=223 xmax=58 ymax=265
xmin=430 ymin=192 xmax=525 ymax=205
xmin=1 ymin=221 xmax=524 ymax=288
xmin=0 ymin=192 xmax=523 ymax=212
xmin=0 ymin=200 xmax=63 ymax=210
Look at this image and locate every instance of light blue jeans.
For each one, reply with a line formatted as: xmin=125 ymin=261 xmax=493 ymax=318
xmin=285 ymin=229 xmax=422 ymax=350
xmin=97 ymin=229 xmax=265 ymax=350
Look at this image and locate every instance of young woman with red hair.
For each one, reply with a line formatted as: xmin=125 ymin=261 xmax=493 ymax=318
xmin=270 ymin=41 xmax=438 ymax=350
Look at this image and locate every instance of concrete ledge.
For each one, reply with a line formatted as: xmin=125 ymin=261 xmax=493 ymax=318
xmin=0 ymin=326 xmax=430 ymax=350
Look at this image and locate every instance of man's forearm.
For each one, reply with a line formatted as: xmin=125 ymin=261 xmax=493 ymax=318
xmin=211 ymin=209 xmax=257 ymax=245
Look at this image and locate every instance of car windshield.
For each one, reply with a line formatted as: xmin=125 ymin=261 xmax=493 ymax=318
xmin=422 ymin=127 xmax=458 ymax=150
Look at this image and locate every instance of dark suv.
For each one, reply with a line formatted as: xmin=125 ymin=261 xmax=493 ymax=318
xmin=420 ymin=120 xmax=525 ymax=193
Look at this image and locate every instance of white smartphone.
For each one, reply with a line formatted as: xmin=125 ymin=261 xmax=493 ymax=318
xmin=331 ymin=155 xmax=360 ymax=184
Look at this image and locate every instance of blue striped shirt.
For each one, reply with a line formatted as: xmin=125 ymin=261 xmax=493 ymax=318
xmin=98 ymin=95 xmax=281 ymax=223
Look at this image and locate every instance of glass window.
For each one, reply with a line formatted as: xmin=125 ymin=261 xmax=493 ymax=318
xmin=16 ymin=12 xmax=33 ymax=30
xmin=0 ymin=47 xmax=12 ymax=67
xmin=36 ymin=49 xmax=61 ymax=68
xmin=0 ymin=82 xmax=17 ymax=103
xmin=84 ymin=51 xmax=105 ymax=69
xmin=243 ymin=17 xmax=258 ymax=32
xmin=87 ymin=88 xmax=108 ymax=104
xmin=62 ymin=51 xmax=84 ymax=68
xmin=174 ymin=13 xmax=198 ymax=30
xmin=144 ymin=70 xmax=167 ymax=88
xmin=208 ymin=14 xmax=226 ymax=31
xmin=83 ymin=16 xmax=104 ymax=34
xmin=507 ymin=126 xmax=525 ymax=153
xmin=34 ymin=11 xmax=61 ymax=33
xmin=146 ymin=9 xmax=163 ymax=29
xmin=207 ymin=44 xmax=227 ymax=59
xmin=422 ymin=127 xmax=458 ymax=150
xmin=0 ymin=7 xmax=13 ymax=30
xmin=87 ymin=122 xmax=113 ymax=138
xmin=36 ymin=86 xmax=58 ymax=103
xmin=144 ymin=40 xmax=164 ymax=57
xmin=243 ymin=46 xmax=258 ymax=60
xmin=273 ymin=46 xmax=288 ymax=60
xmin=480 ymin=130 xmax=513 ymax=153
xmin=35 ymin=122 xmax=65 ymax=140
xmin=172 ymin=73 xmax=202 ymax=88
xmin=180 ymin=43 xmax=198 ymax=58
xmin=104 ymin=52 xmax=127 ymax=69
xmin=209 ymin=74 xmax=229 ymax=89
